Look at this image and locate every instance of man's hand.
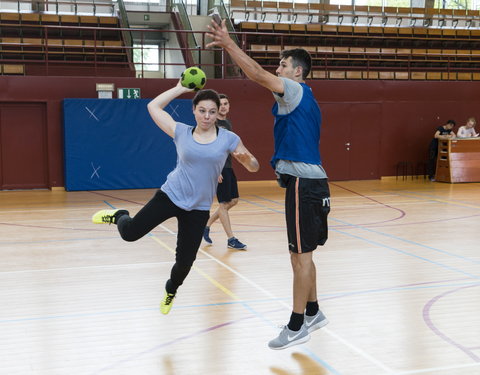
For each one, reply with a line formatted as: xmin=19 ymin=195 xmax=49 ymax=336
xmin=206 ymin=19 xmax=234 ymax=50
xmin=205 ymin=17 xmax=282 ymax=93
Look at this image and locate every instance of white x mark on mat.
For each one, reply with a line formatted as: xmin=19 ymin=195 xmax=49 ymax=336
xmin=168 ymin=104 xmax=179 ymax=119
xmin=85 ymin=106 xmax=99 ymax=121
xmin=90 ymin=162 xmax=101 ymax=179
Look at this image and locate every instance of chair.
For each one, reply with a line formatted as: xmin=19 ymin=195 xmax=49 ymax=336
xmin=396 ymin=161 xmax=414 ymax=180
xmin=415 ymin=161 xmax=428 ymax=180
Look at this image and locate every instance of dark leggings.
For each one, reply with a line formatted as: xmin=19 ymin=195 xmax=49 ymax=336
xmin=116 ymin=190 xmax=209 ymax=293
xmin=427 ymin=145 xmax=437 ymax=179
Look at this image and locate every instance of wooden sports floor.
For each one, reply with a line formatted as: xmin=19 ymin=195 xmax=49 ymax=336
xmin=1 ymin=179 xmax=479 ymax=375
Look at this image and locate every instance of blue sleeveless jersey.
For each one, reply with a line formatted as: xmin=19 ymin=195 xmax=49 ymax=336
xmin=270 ymin=83 xmax=322 ymax=169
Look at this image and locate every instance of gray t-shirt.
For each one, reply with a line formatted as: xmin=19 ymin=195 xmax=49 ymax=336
xmin=273 ymin=77 xmax=327 ymax=179
xmin=217 ymin=118 xmax=233 ymax=168
xmin=161 ymin=122 xmax=240 ymax=211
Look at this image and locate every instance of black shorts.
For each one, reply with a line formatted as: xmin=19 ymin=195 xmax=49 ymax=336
xmin=278 ymin=173 xmax=330 ymax=254
xmin=217 ymin=167 xmax=239 ymax=203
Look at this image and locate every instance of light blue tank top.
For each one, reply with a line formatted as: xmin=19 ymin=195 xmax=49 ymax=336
xmin=161 ymin=122 xmax=240 ymax=211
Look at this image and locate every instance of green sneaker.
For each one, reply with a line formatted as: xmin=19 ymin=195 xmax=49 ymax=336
xmin=160 ymin=290 xmax=176 ymax=315
xmin=92 ymin=209 xmax=129 ymax=224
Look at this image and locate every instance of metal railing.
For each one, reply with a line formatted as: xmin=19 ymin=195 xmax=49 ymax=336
xmin=3 ymin=24 xmax=480 ymax=80
xmin=0 ymin=0 xmax=115 ymax=15
xmin=116 ymin=0 xmax=132 ymax=62
xmin=172 ymin=0 xmax=199 ymax=65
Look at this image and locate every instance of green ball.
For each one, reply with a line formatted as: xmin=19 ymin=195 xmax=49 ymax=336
xmin=181 ymin=67 xmax=207 ymax=91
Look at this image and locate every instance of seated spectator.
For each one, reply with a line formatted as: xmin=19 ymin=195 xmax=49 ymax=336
xmin=427 ymin=120 xmax=456 ymax=181
xmin=457 ymin=117 xmax=479 ymax=138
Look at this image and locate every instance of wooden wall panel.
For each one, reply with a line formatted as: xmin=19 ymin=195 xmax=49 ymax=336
xmin=0 ymin=103 xmax=47 ymax=189
xmin=0 ymin=76 xmax=479 ymax=187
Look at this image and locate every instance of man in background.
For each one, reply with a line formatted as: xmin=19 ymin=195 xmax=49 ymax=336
xmin=203 ymin=94 xmax=247 ymax=250
xmin=428 ymin=120 xmax=456 ymax=181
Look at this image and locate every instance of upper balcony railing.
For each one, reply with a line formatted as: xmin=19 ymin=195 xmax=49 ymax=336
xmin=3 ymin=24 xmax=480 ymax=81
xmin=227 ymin=0 xmax=480 ymax=29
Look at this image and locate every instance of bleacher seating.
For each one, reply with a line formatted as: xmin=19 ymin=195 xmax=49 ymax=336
xmin=230 ymin=0 xmax=480 ymax=29
xmin=227 ymin=0 xmax=480 ymax=80
xmin=237 ymin=21 xmax=480 ymax=81
xmin=0 ymin=12 xmax=132 ymax=76
xmin=0 ymin=63 xmax=25 ymax=75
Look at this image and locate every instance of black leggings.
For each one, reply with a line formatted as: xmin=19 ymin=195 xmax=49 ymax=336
xmin=116 ymin=190 xmax=209 ymax=293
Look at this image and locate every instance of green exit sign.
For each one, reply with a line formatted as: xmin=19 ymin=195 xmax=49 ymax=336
xmin=118 ymin=88 xmax=141 ymax=99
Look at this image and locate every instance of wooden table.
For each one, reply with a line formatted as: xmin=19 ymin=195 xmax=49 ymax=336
xmin=436 ymin=138 xmax=480 ymax=182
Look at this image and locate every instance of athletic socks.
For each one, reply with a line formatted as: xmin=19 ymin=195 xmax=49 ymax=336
xmin=287 ymin=300 xmax=320 ymax=331
xmin=287 ymin=301 xmax=319 ymax=331
xmin=306 ymin=300 xmax=319 ymax=317
xmin=287 ymin=311 xmax=304 ymax=331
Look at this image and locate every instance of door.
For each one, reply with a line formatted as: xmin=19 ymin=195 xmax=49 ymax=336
xmin=320 ymin=102 xmax=382 ymax=181
xmin=0 ymin=103 xmax=48 ymax=189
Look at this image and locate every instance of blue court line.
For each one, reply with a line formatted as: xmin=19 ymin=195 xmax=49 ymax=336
xmin=239 ymin=196 xmax=285 ymax=214
xmin=322 ymin=280 xmax=480 ymax=301
xmin=329 ymin=188 xmax=480 ymax=264
xmin=331 ymin=216 xmax=480 ymax=265
xmin=301 ymin=348 xmax=343 ymax=375
xmin=247 ymin=195 xmax=480 ymax=270
xmin=404 ymin=189 xmax=480 ymax=207
xmin=374 ymin=189 xmax=480 ymax=210
xmin=248 ymin=194 xmax=283 ymax=206
xmin=94 ymin=194 xmax=476 ymax=374
xmin=331 ymin=225 xmax=480 ymax=280
xmin=4 ymin=279 xmax=480 ymax=325
xmin=97 ymin=195 xmax=478 ymax=373
xmin=103 ymin=200 xmax=116 ymax=209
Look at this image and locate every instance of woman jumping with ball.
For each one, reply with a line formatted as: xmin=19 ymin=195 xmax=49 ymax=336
xmin=92 ymin=79 xmax=259 ymax=314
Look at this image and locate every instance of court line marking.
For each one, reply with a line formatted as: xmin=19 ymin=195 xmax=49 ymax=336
xmin=98 ymin=196 xmax=394 ymax=373
xmin=423 ymin=284 xmax=480 ymax=362
xmin=0 ymin=258 xmax=213 ymax=275
xmin=253 ymin=188 xmax=480 ymax=374
xmin=250 ymin=195 xmax=480 ymax=267
xmin=249 ymin=193 xmax=480 ymax=371
xmin=385 ymin=189 xmax=480 ymax=210
xmin=331 ymin=225 xmax=480 ymax=280
xmin=74 ymin=232 xmax=339 ymax=374
xmin=92 ymin=305 xmax=342 ymax=375
xmin=242 ymin=195 xmax=480 ymax=372
xmin=99 ymin=190 xmax=480 ymax=373
xmin=244 ymin=195 xmax=480 ymax=229
xmin=99 ymin=201 xmax=342 ymax=373
xmin=93 ymin=312 xmax=270 ymax=375
xmin=149 ymin=225 xmax=393 ymax=373
xmin=3 ymin=188 xmax=476 ymax=373
xmin=2 ymin=278 xmax=476 ymax=324
xmin=249 ymin=194 xmax=405 ymax=229
xmin=4 ymin=194 xmax=480 ymax=375
xmin=330 ymin=182 xmax=406 ymax=219
xmin=331 ymin=216 xmax=480 ymax=266
xmin=148 ymin=235 xmax=343 ymax=375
